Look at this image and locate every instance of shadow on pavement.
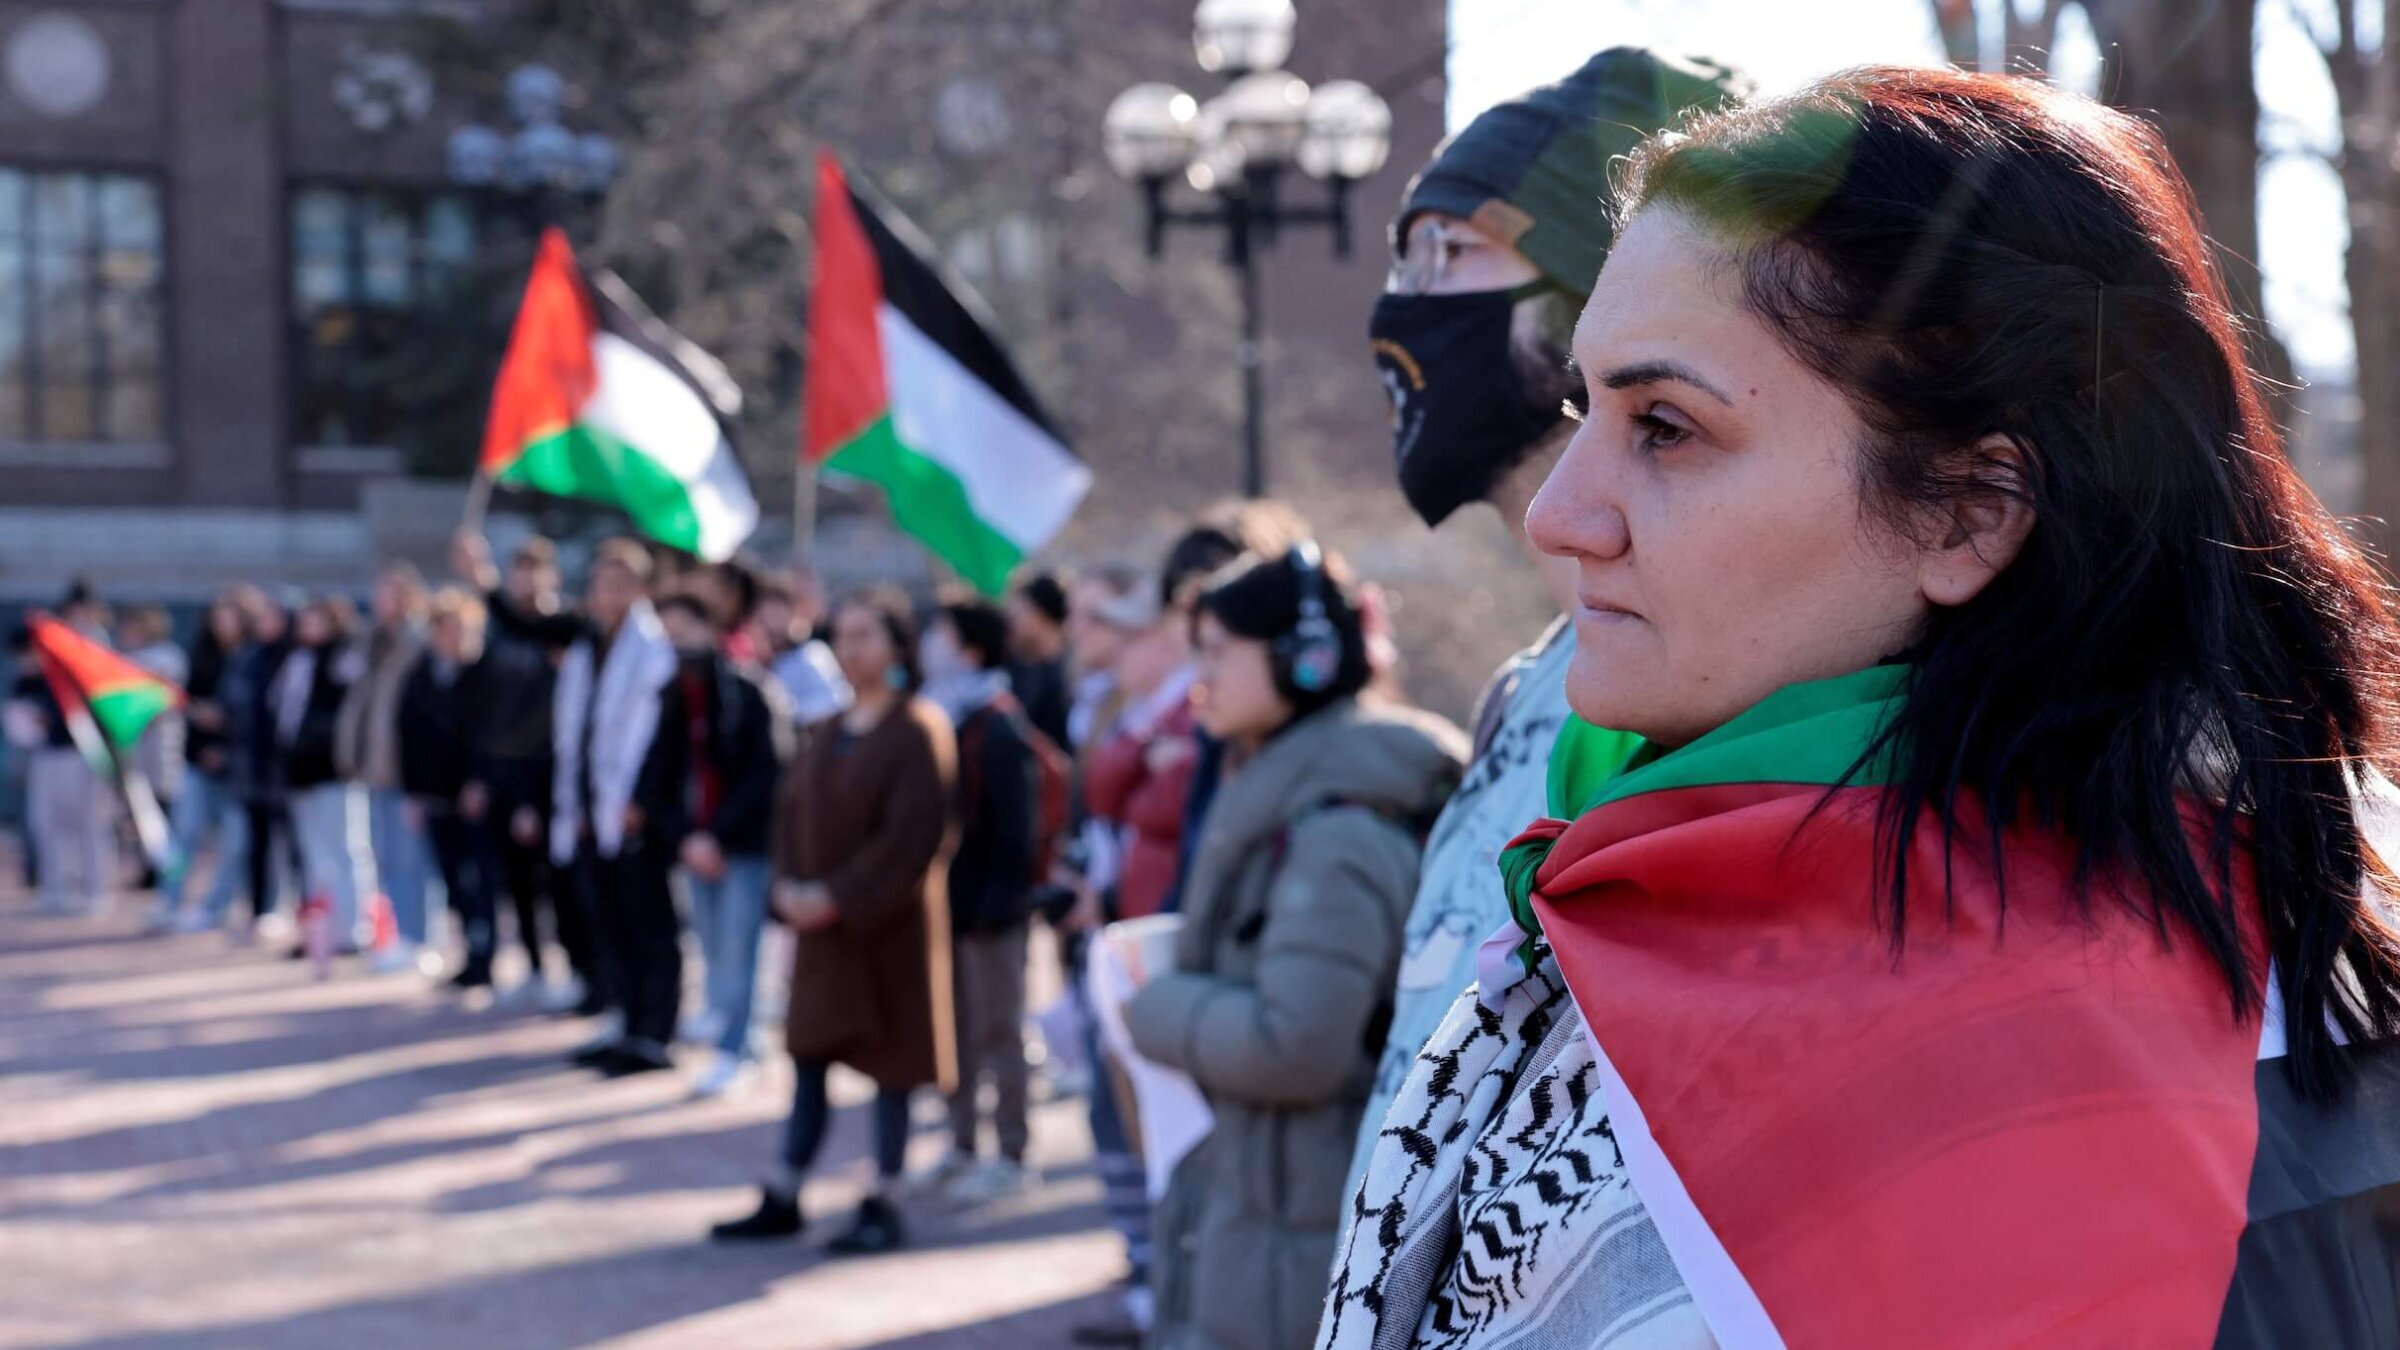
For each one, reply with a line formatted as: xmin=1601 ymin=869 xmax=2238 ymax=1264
xmin=45 ymin=1239 xmax=780 ymax=1350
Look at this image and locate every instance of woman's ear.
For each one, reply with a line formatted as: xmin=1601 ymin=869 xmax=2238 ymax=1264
xmin=1918 ymin=434 xmax=2038 ymax=608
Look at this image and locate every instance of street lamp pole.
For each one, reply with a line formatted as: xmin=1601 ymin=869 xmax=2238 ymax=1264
xmin=1229 ymin=189 xmax=1266 ymax=498
xmin=1103 ymin=0 xmax=1391 ymax=499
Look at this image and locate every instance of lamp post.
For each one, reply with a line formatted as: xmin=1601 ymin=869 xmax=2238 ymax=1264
xmin=1102 ymin=0 xmax=1391 ymax=498
xmin=446 ymin=64 xmax=620 ymax=226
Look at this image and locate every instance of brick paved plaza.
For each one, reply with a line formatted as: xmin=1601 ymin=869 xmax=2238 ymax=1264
xmin=0 ymin=884 xmax=1123 ymax=1349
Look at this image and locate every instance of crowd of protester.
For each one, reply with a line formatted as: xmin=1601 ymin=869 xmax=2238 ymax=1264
xmin=1 ymin=490 xmax=1464 ymax=1320
xmin=20 ymin=42 xmax=2400 ymax=1350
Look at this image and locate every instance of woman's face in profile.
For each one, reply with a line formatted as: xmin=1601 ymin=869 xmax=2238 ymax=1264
xmin=1528 ymin=208 xmax=1935 ymax=747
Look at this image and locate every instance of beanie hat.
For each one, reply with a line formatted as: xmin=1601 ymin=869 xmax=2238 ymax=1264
xmin=1395 ymin=47 xmax=1753 ymax=297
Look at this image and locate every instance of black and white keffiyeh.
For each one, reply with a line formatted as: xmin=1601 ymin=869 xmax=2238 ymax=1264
xmin=1319 ymin=942 xmax=1713 ymax=1350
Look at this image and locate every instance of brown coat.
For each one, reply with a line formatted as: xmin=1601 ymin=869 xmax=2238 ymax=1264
xmin=774 ymin=696 xmax=958 ymax=1091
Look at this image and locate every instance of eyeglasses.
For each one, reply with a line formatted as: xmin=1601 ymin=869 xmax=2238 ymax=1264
xmin=1386 ymin=217 xmax=1473 ymax=296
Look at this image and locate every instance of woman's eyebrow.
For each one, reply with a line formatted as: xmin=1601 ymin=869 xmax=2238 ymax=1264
xmin=1600 ymin=359 xmax=1738 ymax=407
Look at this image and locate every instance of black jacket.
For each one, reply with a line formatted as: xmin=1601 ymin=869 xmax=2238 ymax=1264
xmin=274 ymin=644 xmax=352 ymax=791
xmin=479 ymin=588 xmax=584 ymax=813
xmin=397 ymin=654 xmax=491 ymax=805
xmin=182 ymin=638 xmax=231 ymax=771
xmin=637 ymin=651 xmax=790 ymax=858
xmin=950 ymin=697 xmax=1038 ymax=935
xmin=1009 ymin=656 xmax=1072 ymax=753
xmin=224 ymin=638 xmax=289 ymax=799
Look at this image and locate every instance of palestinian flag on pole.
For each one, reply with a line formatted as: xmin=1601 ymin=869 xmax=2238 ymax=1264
xmin=1492 ymin=666 xmax=2400 ymax=1346
xmin=803 ymin=151 xmax=1090 ymax=595
xmin=481 ymin=227 xmax=759 ymax=562
xmin=29 ymin=615 xmax=178 ymax=867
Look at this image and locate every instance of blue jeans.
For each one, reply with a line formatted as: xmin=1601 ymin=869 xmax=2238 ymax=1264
xmin=367 ymin=786 xmax=433 ymax=946
xmin=685 ymin=855 xmax=770 ymax=1058
xmin=164 ymin=768 xmax=249 ymax=918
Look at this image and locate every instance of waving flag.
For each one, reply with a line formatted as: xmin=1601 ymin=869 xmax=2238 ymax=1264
xmin=804 ymin=151 xmax=1089 ymax=595
xmin=1501 ymin=667 xmax=2400 ymax=1347
xmin=481 ymin=228 xmax=759 ymax=562
xmin=29 ymin=615 xmax=178 ymax=867
xmin=30 ymin=616 xmax=180 ymax=753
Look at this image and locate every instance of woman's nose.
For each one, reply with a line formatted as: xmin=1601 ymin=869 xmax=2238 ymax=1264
xmin=1527 ymin=427 xmax=1630 ymax=563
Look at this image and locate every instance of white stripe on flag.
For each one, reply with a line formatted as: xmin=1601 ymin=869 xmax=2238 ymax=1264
xmin=580 ymin=331 xmax=758 ymax=561
xmin=878 ymin=306 xmax=1091 ymax=550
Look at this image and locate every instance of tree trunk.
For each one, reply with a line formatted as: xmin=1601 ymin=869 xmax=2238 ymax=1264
xmin=2346 ymin=183 xmax=2400 ymax=560
xmin=2336 ymin=0 xmax=2400 ymax=561
xmin=2086 ymin=0 xmax=2296 ymax=402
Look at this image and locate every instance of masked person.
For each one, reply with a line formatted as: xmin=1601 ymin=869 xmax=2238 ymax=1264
xmin=1347 ymin=48 xmax=1750 ymax=1204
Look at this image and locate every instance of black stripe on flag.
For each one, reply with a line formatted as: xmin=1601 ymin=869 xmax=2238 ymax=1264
xmin=844 ymin=170 xmax=1073 ymax=452
xmin=2213 ymin=1039 xmax=2400 ymax=1348
xmin=588 ymin=268 xmax=746 ymax=441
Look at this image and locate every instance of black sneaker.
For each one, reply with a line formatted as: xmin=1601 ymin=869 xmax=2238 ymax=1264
xmin=709 ymin=1189 xmax=803 ymax=1242
xmin=596 ymin=1041 xmax=674 ymax=1078
xmin=567 ymin=1039 xmax=625 ymax=1069
xmin=449 ymin=963 xmax=494 ymax=991
xmin=825 ymin=1195 xmax=907 ymax=1256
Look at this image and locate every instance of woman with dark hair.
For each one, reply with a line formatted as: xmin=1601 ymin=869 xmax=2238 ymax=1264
xmin=713 ymin=587 xmax=956 ymax=1255
xmin=1324 ymin=67 xmax=2400 ymax=1350
xmin=1127 ymin=547 xmax=1465 ymax=1350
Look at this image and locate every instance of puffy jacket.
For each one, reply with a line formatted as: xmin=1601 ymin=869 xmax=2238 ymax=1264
xmin=1126 ymin=698 xmax=1466 ymax=1350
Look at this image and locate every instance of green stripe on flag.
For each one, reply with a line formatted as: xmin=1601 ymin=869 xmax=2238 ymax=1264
xmin=87 ymin=682 xmax=174 ymax=752
xmin=824 ymin=414 xmax=1026 ymax=595
xmin=497 ymin=424 xmax=707 ymax=556
xmin=1548 ymin=664 xmax=1910 ymax=818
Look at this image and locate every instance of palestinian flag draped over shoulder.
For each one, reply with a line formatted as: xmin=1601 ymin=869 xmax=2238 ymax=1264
xmin=481 ymin=228 xmax=759 ymax=562
xmin=803 ymin=151 xmax=1090 ymax=595
xmin=1497 ymin=667 xmax=2400 ymax=1347
xmin=30 ymin=616 xmax=180 ymax=755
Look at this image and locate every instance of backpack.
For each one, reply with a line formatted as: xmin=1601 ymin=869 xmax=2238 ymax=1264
xmin=958 ymin=693 xmax=1074 ymax=886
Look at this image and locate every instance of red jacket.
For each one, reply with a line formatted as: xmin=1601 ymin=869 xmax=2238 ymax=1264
xmin=1083 ymin=695 xmax=1198 ymax=920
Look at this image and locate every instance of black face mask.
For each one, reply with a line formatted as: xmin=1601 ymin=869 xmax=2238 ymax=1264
xmin=1369 ymin=282 xmax=1565 ymax=527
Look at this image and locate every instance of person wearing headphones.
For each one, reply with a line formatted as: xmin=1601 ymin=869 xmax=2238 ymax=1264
xmin=1123 ymin=545 xmax=1466 ymax=1350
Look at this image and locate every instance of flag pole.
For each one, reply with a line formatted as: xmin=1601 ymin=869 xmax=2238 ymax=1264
xmin=792 ymin=458 xmax=819 ymax=564
xmin=460 ymin=469 xmax=495 ymax=540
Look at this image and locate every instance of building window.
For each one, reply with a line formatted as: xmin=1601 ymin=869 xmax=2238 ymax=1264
xmin=0 ymin=168 xmax=165 ymax=445
xmin=289 ymin=184 xmax=481 ymax=452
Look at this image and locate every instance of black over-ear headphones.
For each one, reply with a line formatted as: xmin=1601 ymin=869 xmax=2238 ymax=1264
xmin=1275 ymin=540 xmax=1343 ymax=696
